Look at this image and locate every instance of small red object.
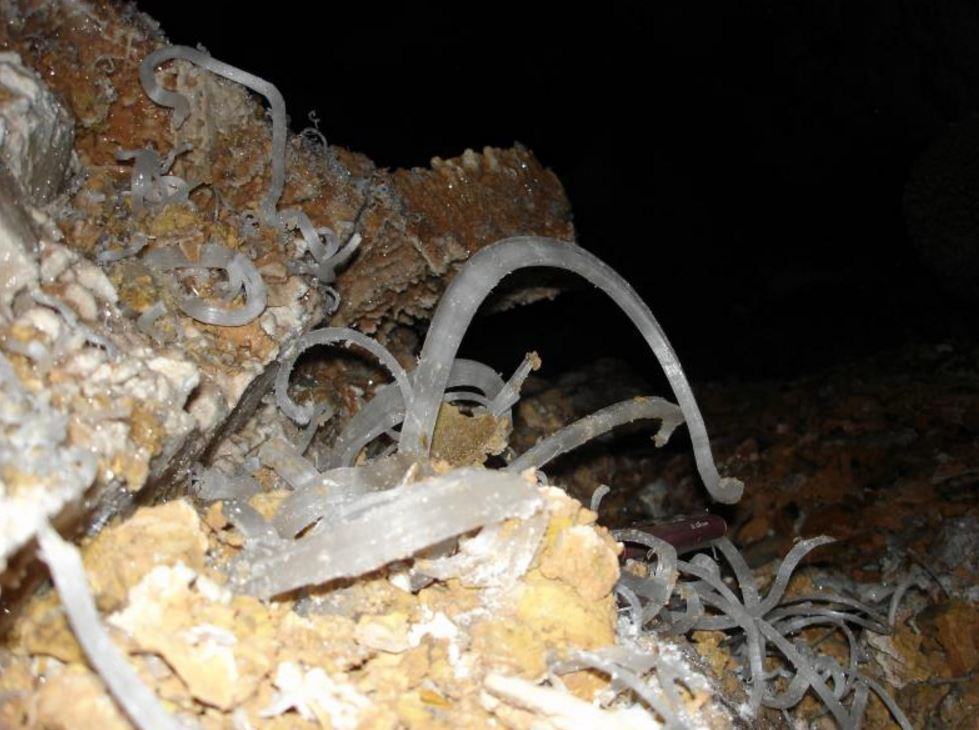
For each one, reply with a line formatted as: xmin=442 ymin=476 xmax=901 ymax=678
xmin=620 ymin=513 xmax=728 ymax=558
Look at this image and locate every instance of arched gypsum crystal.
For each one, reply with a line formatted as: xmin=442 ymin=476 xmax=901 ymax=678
xmin=590 ymin=484 xmax=611 ymax=512
xmin=272 ymin=354 xmax=524 ymax=536
xmin=280 ymin=209 xmax=361 ymax=286
xmin=687 ymin=535 xmax=838 ymax=633
xmin=762 ymin=616 xmax=861 ymax=709
xmin=398 ymin=236 xmax=743 ymax=504
xmin=612 ymin=528 xmax=678 ymax=624
xmin=274 ymin=327 xmax=413 ymax=426
xmin=767 ymin=602 xmax=888 ymax=635
xmin=324 ymin=358 xmax=511 ymax=469
xmin=142 ymin=243 xmax=267 ymax=327
xmin=507 ymin=396 xmax=684 ymax=473
xmin=116 ymin=145 xmax=190 ymax=211
xmin=140 ymin=47 xmax=357 ymax=288
xmin=677 ymin=555 xmax=767 ymax=715
xmin=140 ymin=46 xmax=286 ymax=225
xmin=752 ymin=618 xmax=851 ymax=727
xmin=849 ymin=673 xmax=913 ymax=730
xmin=277 ymin=352 xmax=520 ymax=470
xmin=775 ymin=592 xmax=888 ymax=628
xmin=662 ymin=584 xmax=703 ymax=634
xmin=661 ymin=534 xmax=910 ymax=726
xmin=713 ymin=536 xmax=762 ymax=611
xmin=614 ymin=583 xmax=643 ymax=635
xmin=755 ymin=536 xmax=835 ymax=615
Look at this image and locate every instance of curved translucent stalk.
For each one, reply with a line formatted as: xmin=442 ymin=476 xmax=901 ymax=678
xmin=398 ymin=236 xmax=743 ymax=504
xmin=590 ymin=484 xmax=611 ymax=513
xmin=140 ymin=46 xmax=286 ymax=224
xmin=714 ymin=537 xmax=761 ymax=611
xmin=754 ymin=536 xmax=834 ymax=615
xmin=763 ymin=617 xmax=860 ymax=709
xmin=851 ymin=672 xmax=913 ymax=730
xmin=37 ymin=524 xmax=180 ymax=730
xmin=754 ymin=619 xmax=852 ymax=727
xmin=275 ymin=327 xmax=412 ymax=426
xmin=325 ymin=358 xmax=506 ymax=468
xmin=143 ymin=243 xmax=266 ymax=327
xmin=549 ymin=649 xmax=680 ymax=727
xmin=507 ymin=396 xmax=683 ymax=473
xmin=612 ymin=528 xmax=678 ymax=621
xmin=678 ymin=557 xmax=766 ymax=714
xmin=664 ymin=584 xmax=703 ymax=634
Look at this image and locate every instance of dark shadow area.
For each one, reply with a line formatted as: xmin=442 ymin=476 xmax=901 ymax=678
xmin=139 ymin=0 xmax=979 ymax=384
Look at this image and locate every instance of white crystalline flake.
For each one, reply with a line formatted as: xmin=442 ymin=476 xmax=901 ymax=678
xmin=262 ymin=662 xmax=370 ymax=729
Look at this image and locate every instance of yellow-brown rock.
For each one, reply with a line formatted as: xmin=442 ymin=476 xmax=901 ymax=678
xmin=355 ymin=612 xmax=412 ymax=654
xmin=34 ymin=664 xmax=131 ymax=730
xmin=0 ymin=0 xmax=574 ymax=636
xmin=430 ymin=403 xmax=510 ymax=467
xmin=108 ymin=562 xmax=274 ymax=710
xmin=82 ymin=500 xmax=208 ymax=612
xmin=470 ymin=619 xmax=549 ymax=679
xmin=932 ymin=600 xmax=979 ymax=676
xmin=514 ymin=572 xmax=617 ymax=652
xmin=275 ymin=611 xmax=368 ymax=673
xmin=1 ymin=463 xmax=720 ymax=727
xmin=9 ymin=590 xmax=83 ymax=664
xmin=538 ymin=524 xmax=621 ymax=603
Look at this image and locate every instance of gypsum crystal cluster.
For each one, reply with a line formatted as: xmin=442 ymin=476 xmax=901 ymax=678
xmin=14 ymin=41 xmax=913 ymax=730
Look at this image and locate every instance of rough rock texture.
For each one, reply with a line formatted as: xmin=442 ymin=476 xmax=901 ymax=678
xmin=0 ymin=50 xmax=75 ymax=206
xmin=0 ymin=1 xmax=573 ymax=334
xmin=1 ymin=481 xmax=730 ymax=728
xmin=515 ymin=343 xmax=979 ymax=728
xmin=0 ymin=0 xmax=574 ymax=618
xmin=336 ymin=146 xmax=574 ymax=334
xmin=0 ymin=167 xmax=41 ymax=309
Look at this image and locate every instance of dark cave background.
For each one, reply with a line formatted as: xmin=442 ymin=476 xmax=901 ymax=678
xmin=139 ymin=0 xmax=978 ymax=385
